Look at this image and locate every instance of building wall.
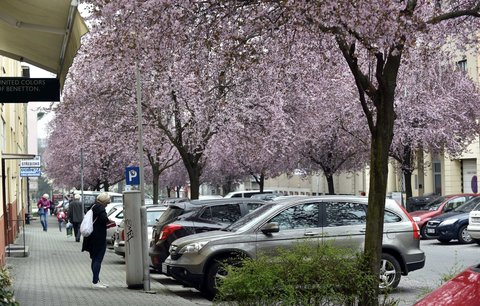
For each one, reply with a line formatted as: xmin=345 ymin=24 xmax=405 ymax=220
xmin=0 ymin=56 xmax=28 ymax=266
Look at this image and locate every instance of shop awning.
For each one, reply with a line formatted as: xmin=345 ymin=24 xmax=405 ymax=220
xmin=0 ymin=0 xmax=88 ymax=88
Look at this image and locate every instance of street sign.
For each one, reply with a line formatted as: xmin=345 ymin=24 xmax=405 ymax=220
xmin=125 ymin=166 xmax=140 ymax=185
xmin=20 ymin=156 xmax=41 ymax=168
xmin=20 ymin=168 xmax=41 ymax=177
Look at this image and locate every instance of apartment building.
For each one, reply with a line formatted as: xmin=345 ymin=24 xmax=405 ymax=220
xmin=0 ymin=56 xmax=30 ymax=266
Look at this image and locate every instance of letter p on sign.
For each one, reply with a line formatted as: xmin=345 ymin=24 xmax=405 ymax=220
xmin=125 ymin=166 xmax=140 ymax=185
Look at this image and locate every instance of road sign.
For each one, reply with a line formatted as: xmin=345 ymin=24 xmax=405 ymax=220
xmin=20 ymin=156 xmax=41 ymax=168
xmin=125 ymin=166 xmax=140 ymax=185
xmin=20 ymin=167 xmax=41 ymax=177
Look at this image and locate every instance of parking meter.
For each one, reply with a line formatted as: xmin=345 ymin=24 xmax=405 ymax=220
xmin=123 ymin=190 xmax=143 ymax=288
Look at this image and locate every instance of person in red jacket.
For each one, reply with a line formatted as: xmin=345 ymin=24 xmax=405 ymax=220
xmin=37 ymin=194 xmax=51 ymax=231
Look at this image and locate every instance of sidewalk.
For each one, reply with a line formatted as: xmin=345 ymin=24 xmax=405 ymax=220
xmin=6 ymin=215 xmax=202 ymax=306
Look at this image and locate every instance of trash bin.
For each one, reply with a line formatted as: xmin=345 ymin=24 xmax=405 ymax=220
xmin=25 ymin=213 xmax=30 ymax=224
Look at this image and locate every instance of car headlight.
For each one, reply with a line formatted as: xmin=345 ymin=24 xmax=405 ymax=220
xmin=440 ymin=218 xmax=458 ymax=226
xmin=412 ymin=217 xmax=421 ymax=222
xmin=178 ymin=241 xmax=209 ymax=254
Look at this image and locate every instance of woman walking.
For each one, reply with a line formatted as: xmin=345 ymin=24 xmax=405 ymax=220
xmin=37 ymin=194 xmax=51 ymax=231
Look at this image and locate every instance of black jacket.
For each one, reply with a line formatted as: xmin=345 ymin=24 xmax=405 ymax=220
xmin=81 ymin=202 xmax=109 ymax=256
xmin=68 ymin=200 xmax=83 ymax=223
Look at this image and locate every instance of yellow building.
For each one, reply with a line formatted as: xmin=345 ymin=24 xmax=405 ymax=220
xmin=0 ymin=56 xmax=29 ymax=266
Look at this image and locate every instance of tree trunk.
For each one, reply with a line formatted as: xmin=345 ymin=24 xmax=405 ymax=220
xmin=326 ymin=174 xmax=335 ymax=195
xmin=362 ymin=84 xmax=397 ymax=306
xmin=403 ymin=145 xmax=414 ymax=201
xmin=189 ymin=169 xmax=201 ymax=199
xmin=404 ymin=169 xmax=413 ymax=207
xmin=152 ymin=168 xmax=160 ymax=204
xmin=258 ymin=173 xmax=264 ymax=192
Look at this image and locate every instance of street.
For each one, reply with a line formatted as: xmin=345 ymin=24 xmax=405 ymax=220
xmin=149 ymin=239 xmax=480 ymax=305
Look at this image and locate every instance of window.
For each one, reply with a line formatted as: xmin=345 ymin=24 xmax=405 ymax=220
xmin=270 ymin=203 xmax=320 ymax=230
xmin=384 ymin=211 xmax=401 ymax=223
xmin=433 ymin=160 xmax=442 ymax=195
xmin=456 ymin=59 xmax=467 ymax=72
xmin=201 ymin=205 xmax=242 ymax=223
xmin=325 ymin=202 xmax=366 ymax=226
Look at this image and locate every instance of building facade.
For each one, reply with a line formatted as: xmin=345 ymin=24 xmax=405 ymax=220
xmin=0 ymin=56 xmax=30 ymax=266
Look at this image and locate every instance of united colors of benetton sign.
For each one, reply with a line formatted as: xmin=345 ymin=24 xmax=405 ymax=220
xmin=0 ymin=78 xmax=60 ymax=102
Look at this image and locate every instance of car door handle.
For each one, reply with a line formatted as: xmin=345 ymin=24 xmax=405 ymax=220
xmin=304 ymin=231 xmax=317 ymax=236
xmin=359 ymin=229 xmax=366 ymax=233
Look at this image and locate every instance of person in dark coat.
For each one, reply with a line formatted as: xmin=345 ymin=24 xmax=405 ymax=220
xmin=81 ymin=192 xmax=115 ymax=289
xmin=68 ymin=194 xmax=83 ymax=242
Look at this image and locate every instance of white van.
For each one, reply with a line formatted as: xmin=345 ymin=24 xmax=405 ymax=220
xmin=224 ymin=190 xmax=274 ymax=198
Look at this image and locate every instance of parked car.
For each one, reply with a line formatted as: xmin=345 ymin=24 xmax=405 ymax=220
xmin=223 ymin=190 xmax=274 ymax=198
xmin=149 ymin=198 xmax=267 ymax=272
xmin=163 ymin=196 xmax=425 ymax=299
xmin=113 ymin=205 xmax=167 ymax=257
xmin=425 ymin=196 xmax=480 ymax=243
xmin=414 ymin=263 xmax=480 ymax=305
xmin=468 ymin=209 xmax=480 ymax=244
xmin=74 ymin=191 xmax=123 ymax=213
xmin=250 ymin=192 xmax=284 ymax=201
xmin=411 ymin=194 xmax=477 ymax=238
xmin=406 ymin=193 xmax=441 ymax=212
xmin=160 ymin=198 xmax=190 ymax=206
xmin=106 ymin=203 xmax=124 ymax=247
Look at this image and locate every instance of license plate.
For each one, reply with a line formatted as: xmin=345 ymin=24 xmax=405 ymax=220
xmin=427 ymin=228 xmax=435 ymax=234
xmin=162 ymin=263 xmax=169 ymax=275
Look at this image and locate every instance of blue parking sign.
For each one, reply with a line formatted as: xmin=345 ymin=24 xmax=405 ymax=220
xmin=125 ymin=166 xmax=140 ymax=185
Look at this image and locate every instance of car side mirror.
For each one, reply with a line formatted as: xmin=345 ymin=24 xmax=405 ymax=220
xmin=261 ymin=222 xmax=279 ymax=235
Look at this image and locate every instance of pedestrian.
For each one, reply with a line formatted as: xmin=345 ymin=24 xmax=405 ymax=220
xmin=37 ymin=194 xmax=51 ymax=231
xmin=81 ymin=192 xmax=115 ymax=289
xmin=56 ymin=207 xmax=66 ymax=232
xmin=68 ymin=194 xmax=83 ymax=242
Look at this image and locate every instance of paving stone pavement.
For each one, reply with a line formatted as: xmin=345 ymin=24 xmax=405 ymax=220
xmin=6 ymin=215 xmax=201 ymax=306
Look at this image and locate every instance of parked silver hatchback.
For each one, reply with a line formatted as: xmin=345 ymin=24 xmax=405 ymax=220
xmin=163 ymin=196 xmax=425 ymax=299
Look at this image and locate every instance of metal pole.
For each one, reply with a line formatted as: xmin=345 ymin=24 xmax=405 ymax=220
xmin=135 ymin=63 xmax=149 ymax=291
xmin=81 ymin=148 xmax=84 ymax=215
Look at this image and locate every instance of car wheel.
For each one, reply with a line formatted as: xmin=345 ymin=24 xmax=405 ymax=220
xmin=379 ymin=253 xmax=401 ymax=290
xmin=438 ymin=238 xmax=451 ymax=243
xmin=475 ymin=239 xmax=480 ymax=246
xmin=457 ymin=225 xmax=473 ymax=244
xmin=420 ymin=226 xmax=428 ymax=239
xmin=202 ymin=258 xmax=232 ymax=300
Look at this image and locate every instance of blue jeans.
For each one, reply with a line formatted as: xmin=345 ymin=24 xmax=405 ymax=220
xmin=39 ymin=214 xmax=48 ymax=231
xmin=91 ymin=243 xmax=107 ymax=284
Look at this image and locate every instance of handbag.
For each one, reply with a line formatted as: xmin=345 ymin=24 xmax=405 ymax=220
xmin=80 ymin=205 xmax=96 ymax=237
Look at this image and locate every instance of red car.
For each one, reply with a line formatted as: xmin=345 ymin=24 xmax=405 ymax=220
xmin=410 ymin=194 xmax=478 ymax=238
xmin=415 ymin=264 xmax=480 ymax=306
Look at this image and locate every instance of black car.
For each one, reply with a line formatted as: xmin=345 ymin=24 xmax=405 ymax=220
xmin=149 ymin=198 xmax=266 ymax=272
xmin=425 ymin=196 xmax=480 ymax=243
xmin=406 ymin=193 xmax=441 ymax=212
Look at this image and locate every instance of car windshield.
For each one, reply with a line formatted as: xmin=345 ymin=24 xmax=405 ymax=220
xmin=224 ymin=203 xmax=275 ymax=232
xmin=426 ymin=196 xmax=446 ymax=211
xmin=454 ymin=197 xmax=480 ymax=213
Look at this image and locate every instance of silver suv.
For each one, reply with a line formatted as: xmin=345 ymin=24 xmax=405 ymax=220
xmin=163 ymin=196 xmax=425 ymax=299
